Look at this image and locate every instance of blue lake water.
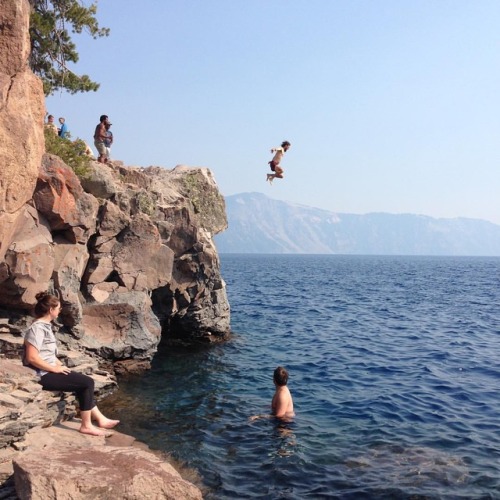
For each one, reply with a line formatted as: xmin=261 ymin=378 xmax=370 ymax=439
xmin=102 ymin=255 xmax=500 ymax=499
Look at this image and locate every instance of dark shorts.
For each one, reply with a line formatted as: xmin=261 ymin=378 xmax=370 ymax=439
xmin=269 ymin=161 xmax=277 ymax=172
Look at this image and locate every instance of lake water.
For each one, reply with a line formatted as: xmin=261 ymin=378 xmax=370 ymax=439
xmin=102 ymin=255 xmax=500 ymax=499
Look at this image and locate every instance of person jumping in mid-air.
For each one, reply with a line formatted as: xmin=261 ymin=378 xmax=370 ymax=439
xmin=267 ymin=140 xmax=291 ymax=184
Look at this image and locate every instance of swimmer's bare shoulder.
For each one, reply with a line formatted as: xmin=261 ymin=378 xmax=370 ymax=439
xmin=249 ymin=366 xmax=295 ymax=422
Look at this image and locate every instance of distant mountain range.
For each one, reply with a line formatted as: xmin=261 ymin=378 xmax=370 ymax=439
xmin=214 ymin=192 xmax=500 ymax=256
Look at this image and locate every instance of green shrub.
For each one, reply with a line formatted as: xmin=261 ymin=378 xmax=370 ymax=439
xmin=44 ymin=127 xmax=91 ymax=179
xmin=136 ymin=191 xmax=155 ymax=216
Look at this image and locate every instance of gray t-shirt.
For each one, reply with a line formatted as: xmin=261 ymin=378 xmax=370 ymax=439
xmin=23 ymin=321 xmax=58 ymax=377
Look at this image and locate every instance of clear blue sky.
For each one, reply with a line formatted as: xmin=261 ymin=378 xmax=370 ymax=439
xmin=47 ymin=0 xmax=500 ymax=225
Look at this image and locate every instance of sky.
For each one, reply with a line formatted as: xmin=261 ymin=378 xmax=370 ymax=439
xmin=47 ymin=0 xmax=500 ymax=225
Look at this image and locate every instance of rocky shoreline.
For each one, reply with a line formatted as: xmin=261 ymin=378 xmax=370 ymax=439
xmin=6 ymin=408 xmax=203 ymax=499
xmin=0 ymin=157 xmax=231 ymax=496
xmin=0 ymin=338 xmax=204 ymax=499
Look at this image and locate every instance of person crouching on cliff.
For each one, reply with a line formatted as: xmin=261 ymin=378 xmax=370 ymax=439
xmin=23 ymin=292 xmax=120 ymax=436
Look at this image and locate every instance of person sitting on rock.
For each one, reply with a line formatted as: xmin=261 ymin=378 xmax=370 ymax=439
xmin=23 ymin=292 xmax=120 ymax=436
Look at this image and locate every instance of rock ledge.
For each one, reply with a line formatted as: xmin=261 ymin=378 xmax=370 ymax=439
xmin=12 ymin=421 xmax=203 ymax=500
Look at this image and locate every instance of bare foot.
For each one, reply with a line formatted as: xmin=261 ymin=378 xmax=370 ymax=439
xmin=96 ymin=418 xmax=120 ymax=429
xmin=79 ymin=425 xmax=108 ymax=437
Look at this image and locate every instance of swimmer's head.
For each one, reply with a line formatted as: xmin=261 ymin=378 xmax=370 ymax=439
xmin=281 ymin=141 xmax=291 ymax=150
xmin=274 ymin=366 xmax=289 ymax=386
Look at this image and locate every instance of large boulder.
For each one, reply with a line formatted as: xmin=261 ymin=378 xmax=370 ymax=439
xmin=0 ymin=205 xmax=54 ymax=307
xmin=34 ymin=154 xmax=99 ymax=243
xmin=79 ymin=162 xmax=118 ymax=200
xmin=13 ymin=444 xmax=202 ymax=500
xmin=85 ymin=211 xmax=173 ymax=292
xmin=80 ymin=291 xmax=161 ymax=360
xmin=79 ymin=163 xmax=230 ymax=348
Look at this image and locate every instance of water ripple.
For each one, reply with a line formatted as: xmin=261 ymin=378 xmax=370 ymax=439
xmin=102 ymin=255 xmax=500 ymax=499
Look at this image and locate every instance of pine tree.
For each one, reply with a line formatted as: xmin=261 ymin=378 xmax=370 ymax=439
xmin=29 ymin=0 xmax=109 ymax=96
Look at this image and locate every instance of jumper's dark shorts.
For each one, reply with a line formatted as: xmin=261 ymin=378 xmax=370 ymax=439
xmin=269 ymin=161 xmax=277 ymax=172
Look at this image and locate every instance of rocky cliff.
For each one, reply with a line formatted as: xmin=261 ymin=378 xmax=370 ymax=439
xmin=0 ymin=156 xmax=231 ymax=365
xmin=0 ymin=0 xmax=229 ymax=497
xmin=0 ymin=21 xmax=230 ymax=368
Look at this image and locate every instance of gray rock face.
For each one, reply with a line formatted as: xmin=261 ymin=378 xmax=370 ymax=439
xmin=79 ymin=161 xmax=231 ymax=350
xmin=1 ymin=157 xmax=231 ymax=364
xmin=80 ymin=292 xmax=161 ymax=360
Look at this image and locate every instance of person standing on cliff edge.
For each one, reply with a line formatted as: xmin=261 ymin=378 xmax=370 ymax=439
xmin=23 ymin=292 xmax=120 ymax=436
xmin=267 ymin=141 xmax=291 ymax=184
xmin=94 ymin=114 xmax=110 ymax=163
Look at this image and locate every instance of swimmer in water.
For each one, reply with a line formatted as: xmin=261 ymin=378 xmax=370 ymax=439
xmin=271 ymin=366 xmax=295 ymax=419
xmin=249 ymin=366 xmax=295 ymax=421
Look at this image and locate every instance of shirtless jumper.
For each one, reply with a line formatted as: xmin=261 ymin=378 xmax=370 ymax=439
xmin=267 ymin=141 xmax=291 ymax=184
